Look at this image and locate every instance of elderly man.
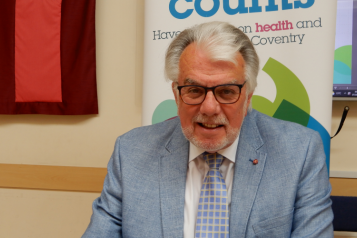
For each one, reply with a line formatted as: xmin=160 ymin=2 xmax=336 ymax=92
xmin=83 ymin=22 xmax=333 ymax=238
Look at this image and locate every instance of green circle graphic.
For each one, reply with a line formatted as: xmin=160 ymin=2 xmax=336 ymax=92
xmin=252 ymin=57 xmax=310 ymax=126
xmin=152 ymin=99 xmax=178 ymax=124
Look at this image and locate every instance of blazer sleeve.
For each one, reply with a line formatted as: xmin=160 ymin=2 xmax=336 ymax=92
xmin=291 ymin=131 xmax=334 ymax=237
xmin=82 ymin=137 xmax=123 ymax=238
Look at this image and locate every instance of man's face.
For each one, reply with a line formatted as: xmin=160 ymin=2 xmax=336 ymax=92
xmin=172 ymin=43 xmax=252 ymax=153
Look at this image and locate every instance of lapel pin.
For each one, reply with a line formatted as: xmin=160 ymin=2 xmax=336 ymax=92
xmin=249 ymin=159 xmax=258 ymax=165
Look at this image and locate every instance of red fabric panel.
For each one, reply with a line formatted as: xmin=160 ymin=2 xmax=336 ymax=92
xmin=0 ymin=1 xmax=15 ymax=110
xmin=0 ymin=0 xmax=97 ymax=114
xmin=15 ymin=0 xmax=62 ymax=102
xmin=59 ymin=0 xmax=98 ymax=114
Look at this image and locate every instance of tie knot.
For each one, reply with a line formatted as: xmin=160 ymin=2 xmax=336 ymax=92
xmin=203 ymin=152 xmax=223 ymax=170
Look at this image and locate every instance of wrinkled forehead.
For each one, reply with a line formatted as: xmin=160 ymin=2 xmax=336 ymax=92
xmin=179 ymin=42 xmax=244 ymax=67
xmin=178 ymin=43 xmax=246 ymax=85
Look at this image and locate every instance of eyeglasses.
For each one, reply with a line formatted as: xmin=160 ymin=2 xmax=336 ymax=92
xmin=177 ymin=81 xmax=246 ymax=105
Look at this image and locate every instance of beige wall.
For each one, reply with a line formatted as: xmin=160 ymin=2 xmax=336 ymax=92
xmin=0 ymin=1 xmax=144 ymax=237
xmin=0 ymin=188 xmax=99 ymax=238
xmin=0 ymin=0 xmax=144 ymax=168
xmin=331 ymin=101 xmax=357 ymax=177
xmin=0 ymin=0 xmax=356 ymax=237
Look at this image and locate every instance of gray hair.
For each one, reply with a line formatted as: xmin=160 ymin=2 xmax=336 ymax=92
xmin=165 ymin=21 xmax=259 ymax=95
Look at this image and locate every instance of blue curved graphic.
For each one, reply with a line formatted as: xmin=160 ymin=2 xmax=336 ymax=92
xmin=307 ymin=116 xmax=331 ymax=171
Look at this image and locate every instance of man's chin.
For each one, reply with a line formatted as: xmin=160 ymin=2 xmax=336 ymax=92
xmin=181 ymin=125 xmax=239 ymax=152
xmin=188 ymin=136 xmax=230 ymax=152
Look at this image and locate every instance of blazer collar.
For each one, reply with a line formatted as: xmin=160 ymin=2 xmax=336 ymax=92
xmin=229 ymin=110 xmax=267 ymax=238
xmin=163 ymin=118 xmax=188 ymax=154
xmin=160 ymin=118 xmax=189 ymax=238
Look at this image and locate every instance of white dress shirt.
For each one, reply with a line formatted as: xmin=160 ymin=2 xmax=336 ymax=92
xmin=183 ymin=136 xmax=239 ymax=238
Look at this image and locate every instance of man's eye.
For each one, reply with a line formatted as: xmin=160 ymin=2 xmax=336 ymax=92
xmin=222 ymin=89 xmax=234 ymax=95
xmin=188 ymin=87 xmax=202 ymax=94
xmin=217 ymin=89 xmax=235 ymax=95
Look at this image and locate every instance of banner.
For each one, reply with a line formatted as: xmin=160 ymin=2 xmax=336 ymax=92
xmin=0 ymin=0 xmax=98 ymax=115
xmin=143 ymin=0 xmax=337 ymax=169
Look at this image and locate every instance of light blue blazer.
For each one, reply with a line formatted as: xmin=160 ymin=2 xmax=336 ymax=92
xmin=83 ymin=109 xmax=333 ymax=238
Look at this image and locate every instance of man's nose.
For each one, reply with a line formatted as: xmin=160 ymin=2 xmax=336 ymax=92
xmin=199 ymin=91 xmax=221 ymax=116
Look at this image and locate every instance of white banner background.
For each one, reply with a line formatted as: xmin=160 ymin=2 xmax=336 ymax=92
xmin=142 ymin=0 xmax=337 ymax=169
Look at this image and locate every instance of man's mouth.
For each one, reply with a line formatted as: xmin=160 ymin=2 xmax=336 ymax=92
xmin=198 ymin=123 xmax=224 ymax=129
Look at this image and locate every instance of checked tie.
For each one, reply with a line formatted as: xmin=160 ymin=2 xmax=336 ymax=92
xmin=195 ymin=152 xmax=229 ymax=238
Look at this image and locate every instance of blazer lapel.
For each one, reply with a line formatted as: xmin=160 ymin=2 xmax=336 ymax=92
xmin=159 ymin=121 xmax=189 ymax=238
xmin=229 ymin=112 xmax=267 ymax=238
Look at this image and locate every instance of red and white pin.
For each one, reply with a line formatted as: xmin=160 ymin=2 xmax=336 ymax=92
xmin=249 ymin=159 xmax=259 ymax=165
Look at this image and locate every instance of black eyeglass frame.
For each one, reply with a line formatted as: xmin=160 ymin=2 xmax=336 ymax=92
xmin=177 ymin=81 xmax=247 ymax=105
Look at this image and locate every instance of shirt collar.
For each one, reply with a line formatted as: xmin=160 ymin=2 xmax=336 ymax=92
xmin=188 ymin=134 xmax=239 ymax=163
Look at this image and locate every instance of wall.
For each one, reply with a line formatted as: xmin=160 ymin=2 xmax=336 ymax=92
xmin=0 ymin=0 xmax=143 ymax=168
xmin=331 ymin=101 xmax=357 ymax=177
xmin=0 ymin=1 xmax=144 ymax=237
xmin=0 ymin=0 xmax=356 ymax=237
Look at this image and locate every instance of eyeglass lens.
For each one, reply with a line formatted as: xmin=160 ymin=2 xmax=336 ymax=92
xmin=180 ymin=85 xmax=241 ymax=104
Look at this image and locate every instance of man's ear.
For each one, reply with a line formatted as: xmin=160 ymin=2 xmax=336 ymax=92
xmin=172 ymin=82 xmax=179 ymax=106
